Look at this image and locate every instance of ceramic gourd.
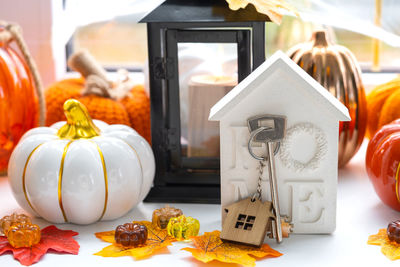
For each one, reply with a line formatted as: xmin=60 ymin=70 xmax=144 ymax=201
xmin=366 ymin=119 xmax=400 ymax=211
xmin=288 ymin=30 xmax=367 ymax=167
xmin=8 ymin=99 xmax=155 ymax=224
xmin=366 ymin=76 xmax=400 ymax=139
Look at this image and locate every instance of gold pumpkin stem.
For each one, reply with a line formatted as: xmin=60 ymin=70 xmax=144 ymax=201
xmin=312 ymin=31 xmax=329 ymax=47
xmin=57 ymin=99 xmax=101 ymax=139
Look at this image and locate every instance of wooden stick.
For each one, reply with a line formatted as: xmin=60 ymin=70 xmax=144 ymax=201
xmin=67 ymin=50 xmax=108 ymax=81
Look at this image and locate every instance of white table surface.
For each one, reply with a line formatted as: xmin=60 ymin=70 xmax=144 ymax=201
xmin=1 ymin=141 xmax=399 ymax=267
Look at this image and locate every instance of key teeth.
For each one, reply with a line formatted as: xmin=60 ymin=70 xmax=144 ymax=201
xmin=280 ymin=216 xmax=293 ymax=238
xmin=281 ymin=221 xmax=291 ymax=238
xmin=266 ymin=217 xmax=293 ymax=240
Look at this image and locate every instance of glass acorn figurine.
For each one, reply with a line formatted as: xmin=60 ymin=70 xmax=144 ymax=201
xmin=152 ymin=205 xmax=183 ymax=229
xmin=387 ymin=220 xmax=400 ymax=244
xmin=167 ymin=215 xmax=200 ymax=240
xmin=7 ymin=223 xmax=41 ymax=248
xmin=0 ymin=213 xmax=32 ymax=235
xmin=114 ymin=223 xmax=148 ymax=247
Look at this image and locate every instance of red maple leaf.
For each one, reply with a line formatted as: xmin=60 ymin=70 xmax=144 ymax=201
xmin=0 ymin=225 xmax=79 ymax=266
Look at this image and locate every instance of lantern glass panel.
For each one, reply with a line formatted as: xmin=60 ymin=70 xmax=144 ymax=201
xmin=178 ymin=43 xmax=238 ymax=159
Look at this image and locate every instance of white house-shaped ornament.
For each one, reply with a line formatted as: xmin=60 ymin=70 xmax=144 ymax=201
xmin=209 ymin=51 xmax=350 ymax=234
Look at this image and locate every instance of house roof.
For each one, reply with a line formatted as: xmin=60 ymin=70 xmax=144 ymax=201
xmin=209 ymin=51 xmax=351 ymax=122
xmin=224 ymin=198 xmax=272 ymax=212
xmin=139 ymin=0 xmax=270 ymax=23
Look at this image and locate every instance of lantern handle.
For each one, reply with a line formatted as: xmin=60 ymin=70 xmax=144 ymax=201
xmin=0 ymin=21 xmax=46 ymax=126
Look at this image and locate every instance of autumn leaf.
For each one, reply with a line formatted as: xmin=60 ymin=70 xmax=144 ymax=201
xmin=94 ymin=221 xmax=176 ymax=260
xmin=368 ymin=228 xmax=400 ymax=260
xmin=225 ymin=0 xmax=299 ymax=24
xmin=0 ymin=225 xmax=79 ymax=266
xmin=182 ymin=230 xmax=282 ymax=267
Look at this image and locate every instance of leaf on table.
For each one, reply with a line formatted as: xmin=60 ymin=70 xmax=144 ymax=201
xmin=225 ymin=0 xmax=299 ymax=24
xmin=0 ymin=225 xmax=79 ymax=266
xmin=182 ymin=230 xmax=282 ymax=267
xmin=368 ymin=228 xmax=400 ymax=260
xmin=95 ymin=230 xmax=115 ymax=243
xmin=94 ymin=221 xmax=176 ymax=260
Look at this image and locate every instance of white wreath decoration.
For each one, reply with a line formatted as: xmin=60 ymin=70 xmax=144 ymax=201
xmin=279 ymin=123 xmax=327 ymax=172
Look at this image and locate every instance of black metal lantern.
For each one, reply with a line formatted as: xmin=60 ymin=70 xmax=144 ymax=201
xmin=140 ymin=0 xmax=270 ymax=203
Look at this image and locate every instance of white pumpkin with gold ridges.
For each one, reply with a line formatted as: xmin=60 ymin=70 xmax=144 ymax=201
xmin=8 ymin=99 xmax=155 ymax=224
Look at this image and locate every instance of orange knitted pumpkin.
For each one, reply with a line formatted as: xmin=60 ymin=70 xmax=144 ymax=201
xmin=366 ymin=76 xmax=400 ymax=139
xmin=44 ymin=51 xmax=151 ymax=143
xmin=45 ymin=78 xmax=83 ymax=125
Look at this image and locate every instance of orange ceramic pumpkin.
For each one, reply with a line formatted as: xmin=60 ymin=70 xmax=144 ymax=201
xmin=366 ymin=76 xmax=400 ymax=139
xmin=366 ymin=119 xmax=400 ymax=211
xmin=0 ymin=27 xmax=39 ymax=174
xmin=45 ymin=51 xmax=151 ymax=143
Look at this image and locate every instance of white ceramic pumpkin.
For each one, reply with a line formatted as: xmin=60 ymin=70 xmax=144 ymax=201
xmin=8 ymin=99 xmax=155 ymax=224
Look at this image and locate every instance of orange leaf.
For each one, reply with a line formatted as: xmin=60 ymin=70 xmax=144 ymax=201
xmin=0 ymin=225 xmax=79 ymax=266
xmin=182 ymin=230 xmax=282 ymax=267
xmin=368 ymin=228 xmax=400 ymax=260
xmin=95 ymin=230 xmax=116 ymax=243
xmin=367 ymin=229 xmax=400 ymax=261
xmin=94 ymin=221 xmax=176 ymax=260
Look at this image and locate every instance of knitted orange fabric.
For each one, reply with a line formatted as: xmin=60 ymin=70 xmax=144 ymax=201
xmin=45 ymin=78 xmax=83 ymax=126
xmin=120 ymin=85 xmax=151 ymax=143
xmin=79 ymin=95 xmax=130 ymax=126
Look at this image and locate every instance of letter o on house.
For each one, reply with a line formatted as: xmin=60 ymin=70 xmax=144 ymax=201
xmin=279 ymin=122 xmax=327 ymax=172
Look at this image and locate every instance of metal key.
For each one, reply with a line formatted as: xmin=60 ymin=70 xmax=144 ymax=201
xmin=247 ymin=115 xmax=286 ymax=243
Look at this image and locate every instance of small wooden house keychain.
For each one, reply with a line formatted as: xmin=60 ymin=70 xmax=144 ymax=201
xmin=221 ymin=115 xmax=292 ymax=246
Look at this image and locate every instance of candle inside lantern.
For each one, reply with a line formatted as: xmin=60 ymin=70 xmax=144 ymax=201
xmin=187 ymin=74 xmax=237 ymax=158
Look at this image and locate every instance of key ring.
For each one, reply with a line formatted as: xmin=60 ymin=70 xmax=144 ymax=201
xmin=247 ymin=127 xmax=280 ymax=161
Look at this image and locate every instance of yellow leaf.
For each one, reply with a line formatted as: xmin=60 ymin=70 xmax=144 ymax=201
xmin=182 ymin=230 xmax=282 ymax=267
xmin=368 ymin=228 xmax=400 ymax=260
xmin=95 ymin=230 xmax=115 ymax=243
xmin=94 ymin=221 xmax=176 ymax=260
xmin=225 ymin=0 xmax=299 ymax=24
xmin=94 ymin=244 xmax=132 ymax=258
